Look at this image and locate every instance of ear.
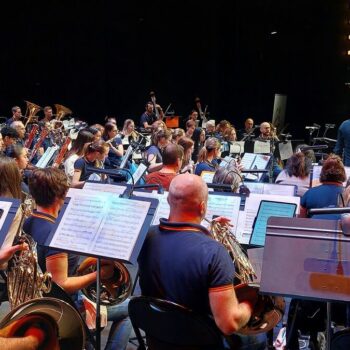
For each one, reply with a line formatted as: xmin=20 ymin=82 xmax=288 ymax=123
xmin=199 ymin=200 xmax=206 ymax=217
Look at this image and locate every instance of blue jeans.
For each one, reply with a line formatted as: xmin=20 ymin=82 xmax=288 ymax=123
xmin=105 ymin=299 xmax=132 ymax=350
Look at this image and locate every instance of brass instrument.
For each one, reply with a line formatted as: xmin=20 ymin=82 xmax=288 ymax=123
xmin=54 ymin=104 xmax=72 ymax=121
xmin=206 ymin=218 xmax=285 ymax=335
xmin=23 ymin=100 xmax=42 ymax=128
xmin=77 ymin=257 xmax=132 ymax=306
xmin=2 ymin=195 xmax=86 ymax=349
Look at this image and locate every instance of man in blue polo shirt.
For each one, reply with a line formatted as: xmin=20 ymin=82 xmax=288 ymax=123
xmin=138 ymin=174 xmax=266 ymax=348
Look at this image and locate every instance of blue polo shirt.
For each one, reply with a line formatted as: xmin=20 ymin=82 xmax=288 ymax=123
xmin=23 ymin=211 xmax=79 ymax=277
xmin=138 ymin=218 xmax=235 ymax=314
xmin=194 ymin=159 xmax=218 ymax=176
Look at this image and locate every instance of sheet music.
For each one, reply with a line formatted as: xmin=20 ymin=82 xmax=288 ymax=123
xmin=244 ymin=154 xmax=270 ymax=181
xmin=262 ymin=183 xmax=296 ymax=196
xmin=83 ymin=182 xmax=126 ymax=195
xmin=279 ymin=141 xmax=293 ymax=160
xmin=151 ymin=192 xmax=241 ymax=230
xmin=201 ymin=171 xmax=215 ymax=183
xmin=132 ymin=151 xmax=142 ymax=160
xmin=122 ymin=137 xmax=129 ymax=145
xmin=253 ymin=141 xmax=270 ymax=154
xmin=127 ymin=163 xmax=147 ymax=184
xmin=241 ymin=153 xmax=256 ymax=170
xmin=36 ymin=145 xmax=59 ymax=168
xmin=50 ymin=191 xmax=151 ymax=260
xmin=235 ymin=193 xmax=300 ymax=244
xmin=230 ymin=142 xmax=244 ymax=154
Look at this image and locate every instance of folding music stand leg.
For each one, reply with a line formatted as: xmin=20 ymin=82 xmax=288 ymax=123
xmin=96 ymin=257 xmax=102 ymax=350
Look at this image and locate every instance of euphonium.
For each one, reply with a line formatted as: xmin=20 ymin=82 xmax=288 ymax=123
xmin=54 ymin=104 xmax=72 ymax=121
xmin=77 ymin=257 xmax=132 ymax=306
xmin=3 ymin=195 xmax=86 ymax=349
xmin=206 ymin=218 xmax=285 ymax=335
xmin=24 ymin=100 xmax=42 ymax=128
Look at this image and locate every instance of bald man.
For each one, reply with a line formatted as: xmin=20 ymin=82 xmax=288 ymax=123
xmin=138 ymin=174 xmax=260 ymax=344
xmin=257 ymin=122 xmax=279 ymax=141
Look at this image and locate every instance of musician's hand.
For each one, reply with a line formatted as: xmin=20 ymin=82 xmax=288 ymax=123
xmin=212 ymin=216 xmax=233 ymax=227
xmin=0 ymin=243 xmax=28 ymax=265
xmin=24 ymin=327 xmax=46 ymax=349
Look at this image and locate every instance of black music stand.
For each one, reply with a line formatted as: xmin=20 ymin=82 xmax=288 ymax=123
xmin=260 ymin=216 xmax=350 ymax=350
xmin=45 ymin=193 xmax=159 ymax=350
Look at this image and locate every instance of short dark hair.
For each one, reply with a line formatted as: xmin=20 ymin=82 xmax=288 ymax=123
xmin=320 ymin=154 xmax=346 ymax=183
xmin=29 ymin=168 xmax=69 ymax=207
xmin=162 ymin=144 xmax=184 ymax=166
xmin=285 ymin=153 xmax=312 ymax=178
xmin=1 ymin=126 xmax=19 ymax=139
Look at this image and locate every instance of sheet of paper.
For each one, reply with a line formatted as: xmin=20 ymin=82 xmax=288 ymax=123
xmin=50 ymin=191 xmax=151 ymax=260
xmin=122 ymin=137 xmax=129 ymax=145
xmin=279 ymin=141 xmax=293 ymax=160
xmin=241 ymin=153 xmax=256 ymax=170
xmin=312 ymin=165 xmax=350 ymax=187
xmin=201 ymin=195 xmax=241 ymax=230
xmin=230 ymin=142 xmax=245 ymax=154
xmin=245 ymin=183 xmax=264 ymax=194
xmin=83 ymin=182 xmax=126 ymax=195
xmin=201 ymin=171 xmax=215 ymax=184
xmin=253 ymin=141 xmax=270 ymax=154
xmin=36 ymin=145 xmax=59 ymax=168
xmin=235 ymin=193 xmax=300 ymax=243
xmin=127 ymin=163 xmax=147 ymax=184
xmin=262 ymin=183 xmax=296 ymax=196
xmin=152 ymin=192 xmax=170 ymax=225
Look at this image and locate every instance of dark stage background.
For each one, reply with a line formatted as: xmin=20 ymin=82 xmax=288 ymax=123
xmin=0 ymin=0 xmax=348 ymax=141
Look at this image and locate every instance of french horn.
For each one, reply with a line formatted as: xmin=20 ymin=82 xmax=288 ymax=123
xmin=77 ymin=257 xmax=132 ymax=306
xmin=207 ymin=218 xmax=285 ymax=335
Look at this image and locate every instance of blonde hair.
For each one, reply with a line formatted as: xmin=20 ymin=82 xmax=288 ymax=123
xmin=198 ymin=137 xmax=221 ymax=163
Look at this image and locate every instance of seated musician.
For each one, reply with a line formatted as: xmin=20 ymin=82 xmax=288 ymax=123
xmin=71 ymin=140 xmax=109 ymax=188
xmin=177 ymin=136 xmax=194 ymax=173
xmin=0 ymin=244 xmax=51 ymax=350
xmin=194 ymin=137 xmax=221 ymax=176
xmin=138 ymin=173 xmax=266 ymax=349
xmin=23 ymin=167 xmax=132 ymax=350
xmin=145 ymin=129 xmax=172 ymax=173
xmin=102 ymin=123 xmax=124 ymax=168
xmin=1 ymin=126 xmax=19 ymax=152
xmin=145 ymin=143 xmax=183 ymax=191
xmin=140 ymin=102 xmax=162 ymax=129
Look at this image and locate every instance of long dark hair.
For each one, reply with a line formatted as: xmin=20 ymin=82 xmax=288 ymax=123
xmin=285 ymin=153 xmax=312 ymax=178
xmin=65 ymin=129 xmax=94 ymax=160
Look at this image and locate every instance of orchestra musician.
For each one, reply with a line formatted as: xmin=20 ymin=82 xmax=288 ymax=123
xmin=23 ymin=167 xmax=132 ymax=350
xmin=40 ymin=106 xmax=53 ymax=124
xmin=6 ymin=106 xmax=22 ymax=126
xmin=102 ymin=123 xmax=124 ymax=168
xmin=257 ymin=122 xmax=279 ymax=141
xmin=10 ymin=121 xmax=26 ymax=146
xmin=140 ymin=102 xmax=163 ymax=128
xmin=177 ymin=136 xmax=194 ymax=173
xmin=138 ymin=173 xmax=265 ymax=349
xmin=1 ymin=126 xmax=19 ymax=152
xmin=145 ymin=143 xmax=184 ymax=191
xmin=194 ymin=137 xmax=221 ymax=176
xmin=237 ymin=118 xmax=256 ymax=140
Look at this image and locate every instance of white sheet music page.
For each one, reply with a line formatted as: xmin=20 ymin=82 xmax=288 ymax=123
xmin=241 ymin=153 xmax=256 ymax=170
xmin=83 ymin=182 xmax=126 ymax=195
xmin=201 ymin=195 xmax=241 ymax=231
xmin=230 ymin=142 xmax=244 ymax=154
xmin=253 ymin=141 xmax=270 ymax=154
xmin=0 ymin=201 xmax=13 ymax=233
xmin=263 ymin=183 xmax=296 ymax=196
xmin=50 ymin=190 xmax=151 ymax=260
xmin=201 ymin=171 xmax=215 ymax=184
xmin=235 ymin=193 xmax=300 ymax=244
xmin=152 ymin=192 xmax=170 ymax=225
xmin=279 ymin=141 xmax=293 ymax=160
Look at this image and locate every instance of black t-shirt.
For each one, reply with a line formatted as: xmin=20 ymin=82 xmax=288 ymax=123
xmin=138 ymin=219 xmax=235 ymax=314
xmin=74 ymin=157 xmax=96 ymax=181
xmin=140 ymin=112 xmax=157 ymax=127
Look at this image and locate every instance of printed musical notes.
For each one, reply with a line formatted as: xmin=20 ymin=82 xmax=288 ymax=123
xmin=50 ymin=190 xmax=151 ymax=261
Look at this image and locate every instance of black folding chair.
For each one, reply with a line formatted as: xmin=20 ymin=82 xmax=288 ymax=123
xmin=128 ymin=296 xmax=225 ymax=350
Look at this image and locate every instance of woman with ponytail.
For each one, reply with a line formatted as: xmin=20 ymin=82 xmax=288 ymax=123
xmin=194 ymin=137 xmax=221 ymax=176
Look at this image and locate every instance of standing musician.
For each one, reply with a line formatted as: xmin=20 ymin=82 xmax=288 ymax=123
xmin=140 ymin=102 xmax=163 ymax=129
xmin=138 ymin=173 xmax=265 ymax=349
xmin=6 ymin=106 xmax=22 ymax=126
xmin=23 ymin=167 xmax=132 ymax=350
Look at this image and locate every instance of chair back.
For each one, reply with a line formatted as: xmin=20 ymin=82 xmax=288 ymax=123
xmin=128 ymin=296 xmax=224 ymax=349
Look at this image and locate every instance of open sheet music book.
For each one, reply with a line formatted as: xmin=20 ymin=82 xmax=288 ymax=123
xmin=47 ymin=189 xmax=158 ymax=264
xmin=311 ymin=165 xmax=350 ymax=187
xmin=244 ymin=182 xmax=296 ymax=196
xmin=241 ymin=153 xmax=270 ymax=181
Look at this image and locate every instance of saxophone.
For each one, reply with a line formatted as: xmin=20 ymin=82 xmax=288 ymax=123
xmin=207 ymin=219 xmax=285 ymax=335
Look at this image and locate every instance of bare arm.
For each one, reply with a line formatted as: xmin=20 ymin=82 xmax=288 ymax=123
xmin=147 ymin=153 xmax=163 ymax=173
xmin=70 ymin=169 xmax=84 ymax=189
xmin=209 ymin=286 xmax=253 ymax=335
xmin=0 ymin=335 xmax=40 ymax=350
xmin=298 ymin=205 xmax=308 ymax=218
xmin=109 ymin=143 xmax=124 ymax=157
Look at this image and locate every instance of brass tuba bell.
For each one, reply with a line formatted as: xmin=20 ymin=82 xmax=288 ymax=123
xmin=77 ymin=257 xmax=132 ymax=306
xmin=207 ymin=218 xmax=285 ymax=335
xmin=24 ymin=100 xmax=42 ymax=127
xmin=54 ymin=104 xmax=72 ymax=121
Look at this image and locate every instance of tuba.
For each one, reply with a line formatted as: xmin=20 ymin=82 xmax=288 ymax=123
xmin=54 ymin=104 xmax=72 ymax=121
xmin=77 ymin=257 xmax=132 ymax=306
xmin=1 ymin=195 xmax=86 ymax=349
xmin=24 ymin=100 xmax=42 ymax=128
xmin=207 ymin=219 xmax=285 ymax=335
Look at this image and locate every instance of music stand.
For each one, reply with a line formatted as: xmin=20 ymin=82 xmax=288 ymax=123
xmin=45 ymin=192 xmax=159 ymax=350
xmin=260 ymin=216 xmax=350 ymax=350
xmin=0 ymin=198 xmax=21 ymax=248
